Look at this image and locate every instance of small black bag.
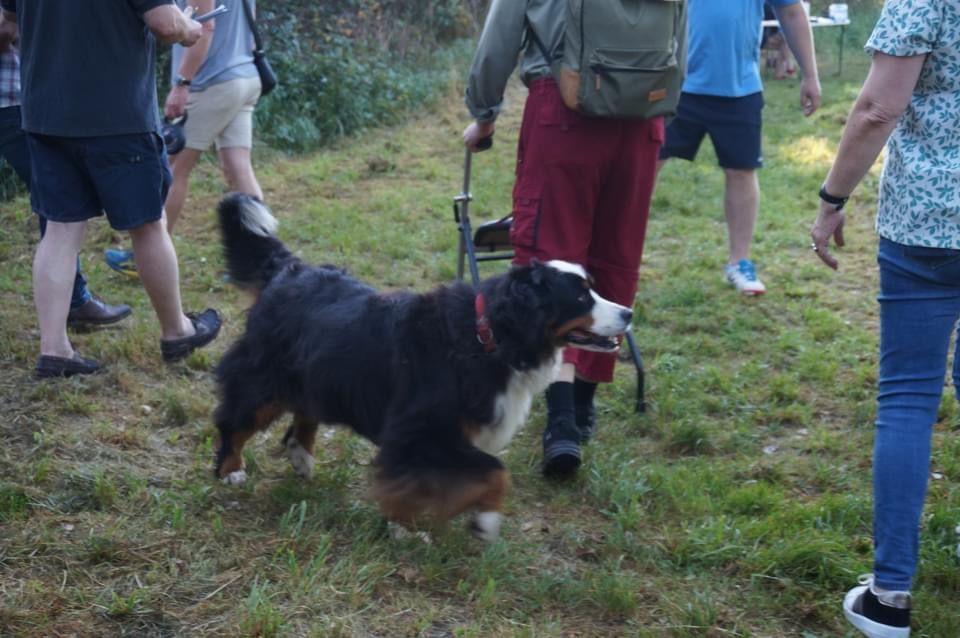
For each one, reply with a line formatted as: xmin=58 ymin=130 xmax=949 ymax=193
xmin=252 ymin=49 xmax=277 ymax=96
xmin=241 ymin=0 xmax=277 ymax=97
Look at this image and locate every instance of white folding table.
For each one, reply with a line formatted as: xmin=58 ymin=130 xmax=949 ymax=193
xmin=762 ymin=14 xmax=852 ymax=74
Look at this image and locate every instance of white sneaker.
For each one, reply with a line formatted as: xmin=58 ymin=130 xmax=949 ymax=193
xmin=724 ymin=259 xmax=766 ymax=296
xmin=843 ymin=574 xmax=911 ymax=638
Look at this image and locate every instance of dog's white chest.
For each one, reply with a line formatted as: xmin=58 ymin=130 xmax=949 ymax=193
xmin=471 ymin=355 xmax=560 ymax=454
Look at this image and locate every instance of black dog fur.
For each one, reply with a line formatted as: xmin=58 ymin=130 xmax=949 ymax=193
xmin=213 ymin=193 xmax=629 ymax=539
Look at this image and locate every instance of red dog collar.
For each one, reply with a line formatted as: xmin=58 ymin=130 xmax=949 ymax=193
xmin=475 ymin=293 xmax=496 ymax=353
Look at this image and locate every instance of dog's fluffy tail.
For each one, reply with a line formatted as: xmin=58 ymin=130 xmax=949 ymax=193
xmin=218 ymin=192 xmax=294 ymax=290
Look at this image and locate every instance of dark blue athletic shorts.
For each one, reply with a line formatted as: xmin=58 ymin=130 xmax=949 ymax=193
xmin=26 ymin=132 xmax=172 ymax=230
xmin=659 ymin=91 xmax=764 ymax=169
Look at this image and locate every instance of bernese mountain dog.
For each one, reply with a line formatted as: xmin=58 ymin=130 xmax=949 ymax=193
xmin=213 ymin=193 xmax=632 ymax=541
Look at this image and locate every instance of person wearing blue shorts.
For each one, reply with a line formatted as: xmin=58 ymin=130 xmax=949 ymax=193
xmin=0 ymin=41 xmax=131 ymax=329
xmin=1 ymin=0 xmax=222 ymax=378
xmin=658 ymin=0 xmax=821 ymax=296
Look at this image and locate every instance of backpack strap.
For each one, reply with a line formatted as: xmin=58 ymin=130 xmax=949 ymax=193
xmin=240 ymin=0 xmax=265 ymax=54
xmin=524 ymin=15 xmax=561 ymax=67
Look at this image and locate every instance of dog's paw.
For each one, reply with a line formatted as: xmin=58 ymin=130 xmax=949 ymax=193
xmin=222 ymin=470 xmax=248 ymax=486
xmin=388 ymin=522 xmax=432 ymax=544
xmin=285 ymin=438 xmax=315 ymax=479
xmin=469 ymin=511 xmax=503 ymax=542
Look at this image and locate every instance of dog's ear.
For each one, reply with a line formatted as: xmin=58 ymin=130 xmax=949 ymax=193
xmin=515 ymin=259 xmax=546 ymax=286
xmin=530 ymin=261 xmax=546 ymax=286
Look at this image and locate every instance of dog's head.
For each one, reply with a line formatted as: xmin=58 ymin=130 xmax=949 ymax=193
xmin=497 ymin=260 xmax=633 ymax=354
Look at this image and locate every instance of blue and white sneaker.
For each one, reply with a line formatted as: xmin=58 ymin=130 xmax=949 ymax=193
xmin=104 ymin=248 xmax=138 ymax=279
xmin=724 ymin=259 xmax=766 ymax=296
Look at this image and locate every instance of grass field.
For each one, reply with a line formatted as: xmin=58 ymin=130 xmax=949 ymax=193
xmin=2 ymin=44 xmax=958 ymax=637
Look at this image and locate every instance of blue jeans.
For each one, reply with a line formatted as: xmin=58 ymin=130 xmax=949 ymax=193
xmin=0 ymin=106 xmax=90 ymax=309
xmin=873 ymin=236 xmax=960 ymax=591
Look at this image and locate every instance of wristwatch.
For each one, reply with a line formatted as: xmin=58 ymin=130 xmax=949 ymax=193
xmin=818 ymin=184 xmax=849 ymax=210
xmin=175 ymin=74 xmax=192 ymax=87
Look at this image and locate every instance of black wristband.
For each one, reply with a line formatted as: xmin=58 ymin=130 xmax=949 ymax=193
xmin=819 ymin=185 xmax=849 ymax=210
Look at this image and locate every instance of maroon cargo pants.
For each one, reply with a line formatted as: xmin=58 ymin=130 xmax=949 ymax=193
xmin=511 ymin=78 xmax=663 ymax=383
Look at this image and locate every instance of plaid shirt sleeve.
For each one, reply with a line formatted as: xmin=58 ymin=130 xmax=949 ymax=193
xmin=0 ymin=49 xmax=19 ymax=108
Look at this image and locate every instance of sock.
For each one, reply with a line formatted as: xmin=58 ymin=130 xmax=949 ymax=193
xmin=858 ymin=587 xmax=910 ymax=627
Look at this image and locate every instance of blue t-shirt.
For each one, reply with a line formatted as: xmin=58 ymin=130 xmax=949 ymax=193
xmin=684 ymin=0 xmax=799 ymax=97
xmin=1 ymin=0 xmax=169 ymax=137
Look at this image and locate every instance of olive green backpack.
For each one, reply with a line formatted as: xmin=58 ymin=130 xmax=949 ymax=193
xmin=529 ymin=0 xmax=688 ymax=119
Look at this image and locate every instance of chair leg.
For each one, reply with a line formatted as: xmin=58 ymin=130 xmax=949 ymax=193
xmin=624 ymin=331 xmax=645 ymax=413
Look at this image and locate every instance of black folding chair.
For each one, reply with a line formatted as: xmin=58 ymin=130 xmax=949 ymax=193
xmin=453 ymin=144 xmax=646 ymax=413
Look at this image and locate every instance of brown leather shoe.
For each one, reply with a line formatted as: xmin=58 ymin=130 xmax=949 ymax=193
xmin=66 ymin=295 xmax=132 ymax=328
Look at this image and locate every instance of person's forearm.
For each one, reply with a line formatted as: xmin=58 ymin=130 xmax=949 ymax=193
xmin=823 ymin=52 xmax=926 ymax=197
xmin=777 ymin=6 xmax=818 ymax=81
xmin=823 ymin=95 xmax=903 ymax=197
xmin=176 ymin=0 xmax=215 ymax=81
xmin=144 ymin=4 xmax=194 ymax=44
xmin=465 ymin=0 xmax=527 ymax=122
xmin=177 ymin=35 xmax=212 ymax=80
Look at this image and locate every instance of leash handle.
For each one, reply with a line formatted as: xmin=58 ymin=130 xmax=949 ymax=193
xmin=474 ymin=135 xmax=494 ymax=152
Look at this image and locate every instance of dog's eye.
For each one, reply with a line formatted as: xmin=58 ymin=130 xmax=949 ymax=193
xmin=578 ymin=292 xmax=590 ymax=303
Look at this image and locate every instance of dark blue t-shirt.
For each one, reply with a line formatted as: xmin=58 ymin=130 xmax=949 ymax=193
xmin=0 ymin=0 xmax=170 ymax=136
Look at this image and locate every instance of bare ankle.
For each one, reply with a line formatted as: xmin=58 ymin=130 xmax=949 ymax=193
xmin=160 ymin=315 xmax=196 ymax=341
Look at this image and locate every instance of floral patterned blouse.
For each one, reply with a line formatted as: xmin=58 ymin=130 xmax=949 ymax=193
xmin=866 ymin=0 xmax=960 ymax=249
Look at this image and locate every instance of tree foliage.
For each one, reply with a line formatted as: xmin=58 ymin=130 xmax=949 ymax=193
xmin=252 ymin=0 xmax=476 ymax=151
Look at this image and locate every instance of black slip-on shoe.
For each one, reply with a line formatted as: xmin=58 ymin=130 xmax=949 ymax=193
xmin=35 ymin=353 xmax=103 ymax=379
xmin=160 ymin=309 xmax=221 ymax=362
xmin=66 ymin=295 xmax=132 ymax=328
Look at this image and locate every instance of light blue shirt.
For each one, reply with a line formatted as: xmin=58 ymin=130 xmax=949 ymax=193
xmin=171 ymin=0 xmax=258 ymax=91
xmin=683 ymin=0 xmax=798 ymax=97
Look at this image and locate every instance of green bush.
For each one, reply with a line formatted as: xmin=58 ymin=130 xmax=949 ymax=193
xmin=0 ymin=160 xmax=22 ymax=200
xmin=252 ymin=1 xmax=474 ymax=152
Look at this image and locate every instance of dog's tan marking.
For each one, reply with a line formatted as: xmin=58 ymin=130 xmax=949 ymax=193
xmin=373 ymin=468 xmax=510 ymax=532
xmin=470 ymin=469 xmax=509 ymax=514
xmin=553 ymin=315 xmax=595 ymax=341
xmin=218 ymin=432 xmax=249 ymax=477
xmin=289 ymin=413 xmax=319 ymax=456
xmin=285 ymin=413 xmax=319 ymax=478
xmin=217 ymin=402 xmax=283 ymax=478
xmin=253 ymin=403 xmax=283 ymax=429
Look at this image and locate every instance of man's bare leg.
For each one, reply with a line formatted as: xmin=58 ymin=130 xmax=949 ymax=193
xmin=34 ymin=220 xmax=86 ymax=358
xmin=164 ymin=148 xmax=203 ymax=233
xmin=723 ymin=168 xmax=760 ymax=264
xmin=128 ymin=216 xmax=194 ymax=340
xmin=219 ymin=146 xmax=263 ymax=200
